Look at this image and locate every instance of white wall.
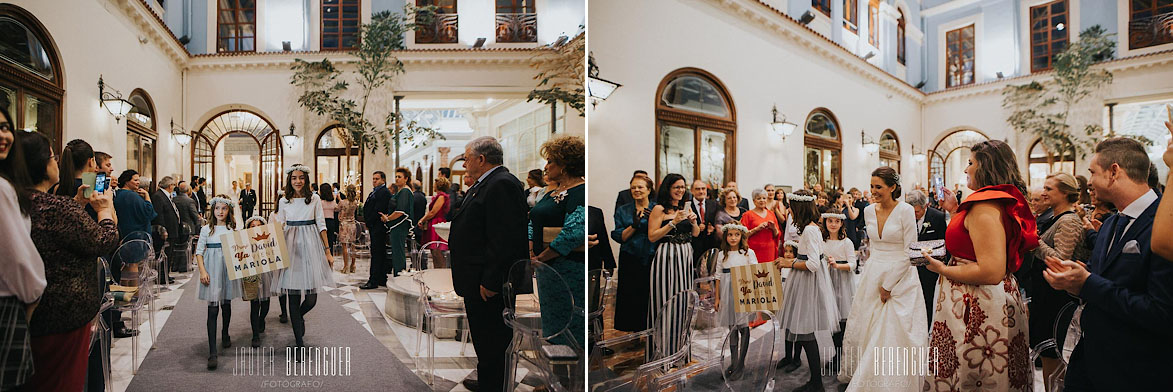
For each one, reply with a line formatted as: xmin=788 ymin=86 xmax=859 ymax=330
xmin=10 ymin=0 xmax=185 ymax=185
xmin=588 ymin=0 xmax=922 ymax=227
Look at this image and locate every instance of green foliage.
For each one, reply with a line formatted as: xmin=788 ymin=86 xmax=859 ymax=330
xmin=1001 ymin=25 xmax=1134 ymax=161
xmin=289 ymin=5 xmax=443 ymax=160
xmin=527 ymin=34 xmax=585 ymax=116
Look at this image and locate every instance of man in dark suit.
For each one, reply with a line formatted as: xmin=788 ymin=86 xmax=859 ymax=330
xmin=448 ymin=136 xmax=529 ymax=391
xmin=360 ymin=171 xmax=394 ymax=289
xmin=689 ymin=180 xmax=719 ymax=264
xmin=173 ymin=182 xmax=202 ymax=273
xmin=588 ymin=206 xmax=615 ymax=272
xmin=615 ymin=170 xmax=649 ymax=211
xmin=907 ymin=190 xmax=946 ymax=326
xmin=412 ymin=180 xmax=427 ymax=247
xmin=1044 ymin=138 xmax=1173 ymax=390
xmin=150 ymin=176 xmax=181 ymax=285
xmin=239 ymin=183 xmax=257 ymax=219
xmin=195 ymin=177 xmax=208 ymax=213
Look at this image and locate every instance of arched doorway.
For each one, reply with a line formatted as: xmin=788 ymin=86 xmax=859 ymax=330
xmin=929 ymin=129 xmax=989 ymax=190
xmin=1028 ymin=138 xmax=1076 ymax=187
xmin=191 ymin=110 xmax=283 ymax=216
xmin=0 ymin=4 xmax=64 ymax=152
xmin=655 ymin=68 xmax=736 ymax=188
xmin=315 ymin=124 xmax=363 ymax=197
xmin=126 ymin=89 xmax=157 ymax=187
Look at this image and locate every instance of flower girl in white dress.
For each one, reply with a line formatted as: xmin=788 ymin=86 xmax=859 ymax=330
xmin=714 ymin=223 xmax=757 ymax=378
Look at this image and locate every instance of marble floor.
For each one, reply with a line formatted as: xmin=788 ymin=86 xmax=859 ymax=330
xmin=108 ymin=253 xmax=545 ymax=392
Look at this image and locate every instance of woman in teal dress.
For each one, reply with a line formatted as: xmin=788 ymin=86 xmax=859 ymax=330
xmin=529 ymin=135 xmax=586 ymax=348
xmin=378 ymin=167 xmax=416 ymax=276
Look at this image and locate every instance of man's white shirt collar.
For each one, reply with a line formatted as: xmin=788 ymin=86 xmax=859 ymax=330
xmin=1120 ymin=189 xmax=1158 ymax=219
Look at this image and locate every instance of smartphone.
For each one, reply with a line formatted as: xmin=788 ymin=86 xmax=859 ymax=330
xmin=932 ymin=175 xmax=945 ymax=201
xmin=95 ymin=173 xmax=108 ymax=194
xmin=81 ymin=172 xmax=96 ymax=198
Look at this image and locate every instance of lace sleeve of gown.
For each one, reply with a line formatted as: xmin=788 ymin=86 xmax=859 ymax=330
xmin=1035 ymin=213 xmax=1083 ymax=261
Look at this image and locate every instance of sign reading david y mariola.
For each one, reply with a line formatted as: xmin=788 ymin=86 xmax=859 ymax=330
xmin=731 ymin=262 xmax=784 ymax=313
xmin=222 ymin=221 xmax=290 ymax=280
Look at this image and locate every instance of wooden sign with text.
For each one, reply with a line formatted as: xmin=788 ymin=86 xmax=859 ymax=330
xmin=221 ymin=221 xmax=290 ymax=280
xmin=731 ymin=263 xmax=784 ymax=313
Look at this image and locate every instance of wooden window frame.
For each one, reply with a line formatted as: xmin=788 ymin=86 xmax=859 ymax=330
xmin=844 ymin=0 xmax=859 ymax=33
xmin=216 ymin=0 xmax=256 ymax=53
xmin=654 ymin=68 xmax=737 ymax=187
xmin=1030 ymin=0 xmax=1069 ymax=73
xmin=803 ymin=108 xmax=843 ymax=190
xmin=126 ymin=89 xmax=157 ymax=185
xmin=0 ymin=4 xmax=64 ymax=153
xmin=415 ymin=0 xmax=458 ymax=44
xmin=868 ymin=0 xmax=880 ymax=47
xmin=1128 ymin=0 xmax=1173 ymax=50
xmin=879 ymin=129 xmax=900 ymax=175
xmin=813 ymin=0 xmax=832 ymax=17
xmin=897 ymin=9 xmax=906 ymax=65
xmin=945 ymin=24 xmax=976 ymax=88
xmin=321 ymin=0 xmax=362 ymax=51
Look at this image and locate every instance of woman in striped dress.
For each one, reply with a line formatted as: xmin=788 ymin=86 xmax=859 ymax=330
xmin=646 ymin=173 xmax=700 ymax=364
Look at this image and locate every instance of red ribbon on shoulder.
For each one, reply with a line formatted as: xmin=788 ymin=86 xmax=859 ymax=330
xmin=958 ymin=184 xmax=1039 ymax=273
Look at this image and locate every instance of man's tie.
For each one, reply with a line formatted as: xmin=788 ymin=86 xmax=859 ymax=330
xmin=699 ymin=201 xmax=705 ymax=224
xmin=1110 ymin=214 xmax=1134 ymax=253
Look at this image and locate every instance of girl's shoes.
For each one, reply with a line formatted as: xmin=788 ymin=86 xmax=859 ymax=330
xmin=251 ymin=335 xmax=261 ymax=348
xmin=775 ymin=357 xmax=794 ymax=369
xmin=207 ymin=355 xmax=218 ymax=370
xmin=723 ymin=362 xmax=744 ymax=379
xmin=279 ymin=314 xmax=289 ymax=323
xmin=221 ymin=334 xmax=231 ymax=348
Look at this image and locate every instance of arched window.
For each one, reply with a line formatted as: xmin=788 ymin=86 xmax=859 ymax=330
xmin=655 ymin=68 xmax=736 ymax=188
xmin=315 ymin=124 xmax=363 ymax=196
xmin=1129 ymin=0 xmax=1173 ymax=50
xmin=1028 ymin=139 xmax=1076 ymax=187
xmin=897 ymin=9 xmax=906 ymax=65
xmin=126 ymin=89 xmax=157 ymax=186
xmin=192 ymin=109 xmax=283 ymax=216
xmin=0 ymin=4 xmax=63 ymax=151
xmin=879 ymin=130 xmax=900 ymax=174
xmin=929 ymin=129 xmax=988 ymax=190
xmin=804 ymin=109 xmax=842 ymax=190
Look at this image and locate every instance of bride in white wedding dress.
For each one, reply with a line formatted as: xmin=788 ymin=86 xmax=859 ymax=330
xmin=838 ymin=167 xmax=927 ymax=391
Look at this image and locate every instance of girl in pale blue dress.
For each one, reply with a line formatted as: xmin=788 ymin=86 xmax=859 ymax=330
xmin=243 ymin=216 xmax=281 ymax=347
xmin=196 ymin=196 xmax=242 ymax=370
xmin=271 ymin=165 xmax=336 ymax=352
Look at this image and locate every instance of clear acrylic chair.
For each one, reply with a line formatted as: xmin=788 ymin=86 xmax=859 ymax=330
xmin=692 ymin=249 xmax=726 ymax=357
xmin=503 ymin=259 xmax=583 ymax=392
xmin=588 ymin=268 xmax=610 ymax=348
xmin=412 ymin=268 xmax=470 ymax=385
xmin=353 ymin=222 xmax=371 ymax=259
xmin=89 ymin=257 xmax=115 ymax=392
xmin=589 ymin=289 xmax=700 ymax=392
xmin=1030 ymin=301 xmax=1081 ymax=392
xmin=110 ymin=238 xmax=156 ymax=374
xmin=410 ymin=241 xmax=449 ymax=272
xmin=650 ymin=309 xmax=780 ymax=391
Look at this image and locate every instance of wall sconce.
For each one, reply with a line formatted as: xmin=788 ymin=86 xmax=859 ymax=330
xmin=587 ymin=53 xmax=621 ymax=107
xmin=282 ymin=123 xmax=299 ymax=149
xmin=771 ymin=105 xmax=797 ymax=141
xmin=912 ymin=144 xmax=926 ymax=162
xmin=861 ymin=130 xmax=880 ymax=154
xmin=170 ymin=118 xmax=191 ymax=147
xmin=98 ymin=75 xmax=133 ymax=122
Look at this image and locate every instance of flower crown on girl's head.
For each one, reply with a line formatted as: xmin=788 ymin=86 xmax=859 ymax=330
xmin=285 ymin=164 xmax=312 ymax=176
xmin=720 ymin=223 xmax=748 ymax=234
xmin=244 ymin=216 xmax=266 ymax=227
xmin=787 ymin=193 xmax=816 ymax=202
xmin=821 ymin=213 xmax=847 ymax=220
xmin=209 ymin=196 xmax=235 ymax=209
xmin=783 ymin=240 xmax=799 ymax=249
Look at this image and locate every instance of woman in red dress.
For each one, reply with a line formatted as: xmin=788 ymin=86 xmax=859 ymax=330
xmin=920 ymin=140 xmax=1038 ymax=392
xmin=417 ymin=177 xmax=451 ymax=267
xmin=741 ymin=188 xmax=780 ymax=263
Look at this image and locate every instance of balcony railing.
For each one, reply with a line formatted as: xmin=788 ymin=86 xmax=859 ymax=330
xmin=416 ymin=13 xmax=459 ymax=44
xmin=495 ymin=13 xmax=537 ymax=43
xmin=1129 ymin=11 xmax=1173 ymax=50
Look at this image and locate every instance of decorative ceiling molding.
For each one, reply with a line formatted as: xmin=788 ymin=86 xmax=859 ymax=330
xmin=921 ymin=0 xmax=981 ymax=18
xmin=711 ymin=0 xmax=926 ymax=101
xmin=185 ymin=50 xmax=536 ymax=71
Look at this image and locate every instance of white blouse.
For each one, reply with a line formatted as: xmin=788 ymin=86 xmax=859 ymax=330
xmin=718 ymin=248 xmax=758 ymax=270
xmin=797 ymin=224 xmax=825 ymax=274
xmin=195 ymin=225 xmax=232 ymax=255
xmin=272 ymin=194 xmax=327 ymax=232
xmin=0 ymin=177 xmax=45 ymax=303
xmin=824 ymin=238 xmax=858 ymax=270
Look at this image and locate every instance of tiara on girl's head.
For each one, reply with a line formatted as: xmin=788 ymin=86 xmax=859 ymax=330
xmin=787 ymin=193 xmax=816 ymax=202
xmin=821 ymin=213 xmax=847 ymax=220
xmin=244 ymin=216 xmax=267 ymax=226
xmin=209 ymin=196 xmax=235 ymax=208
xmin=720 ymin=223 xmax=748 ymax=234
xmin=783 ymin=240 xmax=799 ymax=248
xmin=285 ymin=164 xmax=312 ymax=176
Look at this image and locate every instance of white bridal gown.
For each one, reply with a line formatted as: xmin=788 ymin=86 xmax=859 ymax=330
xmin=838 ymin=201 xmax=927 ymax=391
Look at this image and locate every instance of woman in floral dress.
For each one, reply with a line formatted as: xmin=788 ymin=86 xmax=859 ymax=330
xmin=920 ymin=140 xmax=1038 ymax=392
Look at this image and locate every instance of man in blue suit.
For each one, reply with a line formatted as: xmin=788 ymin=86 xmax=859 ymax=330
xmin=1044 ymin=137 xmax=1173 ymax=390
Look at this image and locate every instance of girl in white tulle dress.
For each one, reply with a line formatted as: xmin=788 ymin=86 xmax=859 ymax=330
xmin=774 ymin=190 xmax=840 ymax=392
xmin=196 ymin=196 xmax=242 ymax=370
xmin=271 ymin=165 xmax=336 ymax=353
xmin=821 ymin=213 xmax=857 ymax=366
xmin=714 ymin=223 xmax=757 ymax=378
